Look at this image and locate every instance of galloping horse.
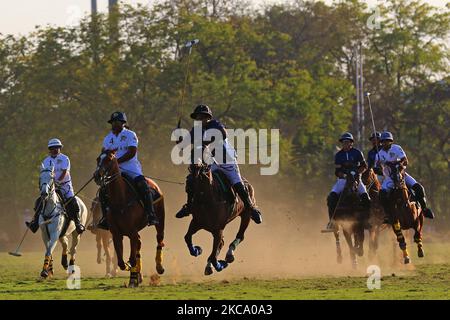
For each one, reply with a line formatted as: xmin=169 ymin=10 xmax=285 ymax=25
xmin=94 ymin=150 xmax=165 ymax=287
xmin=88 ymin=197 xmax=118 ymax=277
xmin=184 ymin=162 xmax=254 ymax=276
xmin=332 ymin=170 xmax=369 ymax=268
xmin=386 ymin=163 xmax=424 ymax=264
xmin=361 ymin=168 xmax=385 ymax=259
xmin=38 ymin=165 xmax=88 ymax=279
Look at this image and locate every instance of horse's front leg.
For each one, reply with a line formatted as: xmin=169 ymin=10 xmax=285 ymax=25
xmin=206 ymin=229 xmax=227 ymax=276
xmin=185 ymin=220 xmax=202 ymax=257
xmin=414 ymin=213 xmax=424 ymax=258
xmin=226 ymin=214 xmax=251 ymax=264
xmin=354 ymin=223 xmax=365 ymax=257
xmin=392 ymin=220 xmax=410 ymax=264
xmin=41 ymin=228 xmax=58 ymax=279
xmin=154 ymin=200 xmax=165 ymax=275
xmin=333 ymin=227 xmax=343 ymax=264
xmin=101 ymin=233 xmax=112 ymax=276
xmin=368 ymin=226 xmax=379 ymax=261
xmin=59 ymin=235 xmax=69 ymax=270
xmin=96 ymin=233 xmax=103 ymax=264
xmin=68 ymin=231 xmax=81 ymax=268
xmin=342 ymin=228 xmax=357 ymax=269
xmin=127 ymin=233 xmax=140 ymax=288
xmin=112 ymin=233 xmax=125 ymax=271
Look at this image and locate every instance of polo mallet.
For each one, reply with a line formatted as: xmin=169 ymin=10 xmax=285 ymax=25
xmin=9 ymin=228 xmax=30 ymax=257
xmin=177 ymin=39 xmax=199 ymax=129
xmin=366 ymin=92 xmax=379 ymax=155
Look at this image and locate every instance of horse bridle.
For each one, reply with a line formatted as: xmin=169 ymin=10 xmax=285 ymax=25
xmin=38 ymin=169 xmax=59 ymax=219
xmin=95 ymin=152 xmax=121 ymax=187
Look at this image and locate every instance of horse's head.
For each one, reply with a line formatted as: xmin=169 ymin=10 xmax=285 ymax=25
xmin=94 ymin=149 xmax=118 ymax=185
xmin=388 ymin=162 xmax=405 ymax=188
xmin=39 ymin=165 xmax=55 ymax=200
xmin=344 ymin=169 xmax=359 ymax=194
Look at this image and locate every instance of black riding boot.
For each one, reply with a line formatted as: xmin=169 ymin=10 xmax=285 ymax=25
xmin=233 ymin=182 xmax=262 ymax=224
xmin=97 ymin=189 xmax=110 ymax=230
xmin=326 ymin=192 xmax=339 ymax=230
xmin=136 ymin=177 xmax=159 ymax=226
xmin=412 ymin=183 xmax=435 ymax=219
xmin=176 ymin=174 xmax=194 ymax=218
xmin=66 ymin=197 xmax=85 ymax=234
xmin=26 ymin=197 xmax=43 ymax=233
xmin=379 ymin=190 xmax=392 ymax=224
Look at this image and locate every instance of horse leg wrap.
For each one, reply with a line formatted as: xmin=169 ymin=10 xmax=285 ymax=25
xmin=230 ymin=238 xmax=241 ymax=251
xmin=155 ymin=247 xmax=163 ymax=265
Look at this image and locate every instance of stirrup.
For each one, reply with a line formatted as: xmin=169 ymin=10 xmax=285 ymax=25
xmin=423 ymin=208 xmax=435 ymax=219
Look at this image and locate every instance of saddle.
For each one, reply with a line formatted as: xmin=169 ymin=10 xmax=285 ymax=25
xmin=121 ymin=173 xmax=163 ymax=205
xmin=210 ymin=171 xmax=251 ymax=214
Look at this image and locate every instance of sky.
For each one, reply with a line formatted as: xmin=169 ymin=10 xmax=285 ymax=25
xmin=0 ymin=0 xmax=448 ymax=36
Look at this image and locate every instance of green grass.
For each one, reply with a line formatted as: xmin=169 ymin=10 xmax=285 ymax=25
xmin=0 ymin=251 xmax=449 ymax=300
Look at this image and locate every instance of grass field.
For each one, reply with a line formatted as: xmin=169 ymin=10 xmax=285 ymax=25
xmin=1 ymin=247 xmax=449 ymax=300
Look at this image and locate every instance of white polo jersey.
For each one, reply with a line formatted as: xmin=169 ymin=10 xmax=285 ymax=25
xmin=42 ymin=153 xmax=74 ymax=198
xmin=102 ymin=128 xmax=143 ymax=177
xmin=375 ymin=144 xmax=407 ymax=177
xmin=42 ymin=154 xmax=71 ymax=184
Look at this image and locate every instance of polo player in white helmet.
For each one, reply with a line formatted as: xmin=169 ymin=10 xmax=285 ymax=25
xmin=26 ymin=138 xmax=85 ymax=234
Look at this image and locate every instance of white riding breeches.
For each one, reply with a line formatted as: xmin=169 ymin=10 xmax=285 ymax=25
xmin=331 ymin=178 xmax=368 ymax=195
xmin=381 ymin=172 xmax=417 ymax=191
xmin=58 ymin=181 xmax=74 ymax=199
xmin=211 ymin=162 xmax=243 ymax=186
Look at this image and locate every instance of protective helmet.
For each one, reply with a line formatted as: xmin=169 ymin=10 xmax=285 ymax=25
xmin=380 ymin=131 xmax=394 ymax=141
xmin=339 ymin=132 xmax=354 ymax=142
xmin=108 ymin=111 xmax=127 ymax=124
xmin=190 ymin=104 xmax=213 ymax=119
xmin=369 ymin=132 xmax=381 ymax=141
xmin=48 ymin=138 xmax=63 ymax=149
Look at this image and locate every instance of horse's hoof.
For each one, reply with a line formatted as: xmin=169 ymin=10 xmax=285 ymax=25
xmin=118 ymin=262 xmax=126 ymax=271
xmin=214 ymin=260 xmax=228 ymax=272
xmin=204 ymin=266 xmax=213 ymax=276
xmin=61 ymin=255 xmax=68 ymax=270
xmin=138 ymin=273 xmax=143 ymax=284
xmin=189 ymin=246 xmax=202 ymax=257
xmin=40 ymin=270 xmax=48 ymax=278
xmin=225 ymin=254 xmax=235 ymax=264
xmin=156 ymin=264 xmax=165 ymax=275
xmin=404 ymin=257 xmax=411 ymax=264
xmin=418 ymin=248 xmax=425 ymax=258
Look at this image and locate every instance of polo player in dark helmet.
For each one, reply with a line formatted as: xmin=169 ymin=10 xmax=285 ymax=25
xmin=175 ymin=104 xmax=263 ymax=224
xmin=96 ymin=111 xmax=159 ymax=229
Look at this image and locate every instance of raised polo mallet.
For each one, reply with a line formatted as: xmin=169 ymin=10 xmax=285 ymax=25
xmin=9 ymin=228 xmax=30 ymax=257
xmin=177 ymin=39 xmax=200 ymax=129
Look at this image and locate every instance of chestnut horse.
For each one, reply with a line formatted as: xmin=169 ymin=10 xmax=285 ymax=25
xmin=361 ymin=168 xmax=386 ymax=260
xmin=88 ymin=196 xmax=118 ymax=277
xmin=386 ymin=163 xmax=424 ymax=264
xmin=184 ymin=163 xmax=254 ymax=276
xmin=94 ymin=150 xmax=165 ymax=287
xmin=332 ymin=170 xmax=369 ymax=268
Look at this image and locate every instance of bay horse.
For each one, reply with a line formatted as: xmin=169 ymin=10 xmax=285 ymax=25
xmin=88 ymin=196 xmax=118 ymax=277
xmin=332 ymin=170 xmax=369 ymax=268
xmin=184 ymin=162 xmax=254 ymax=276
xmin=361 ymin=168 xmax=386 ymax=260
xmin=94 ymin=150 xmax=165 ymax=287
xmin=38 ymin=165 xmax=88 ymax=279
xmin=386 ymin=162 xmax=424 ymax=264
